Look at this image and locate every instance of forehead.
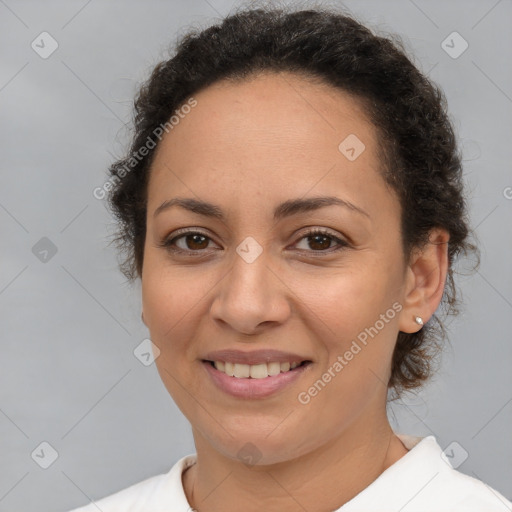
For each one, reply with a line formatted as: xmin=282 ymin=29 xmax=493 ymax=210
xmin=147 ymin=71 xmax=388 ymax=218
xmin=166 ymin=70 xmax=376 ymax=150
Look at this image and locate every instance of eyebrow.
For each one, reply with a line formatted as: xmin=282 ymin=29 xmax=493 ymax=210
xmin=153 ymin=196 xmax=370 ymax=221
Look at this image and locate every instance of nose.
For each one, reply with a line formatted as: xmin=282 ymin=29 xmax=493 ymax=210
xmin=209 ymin=248 xmax=291 ymax=336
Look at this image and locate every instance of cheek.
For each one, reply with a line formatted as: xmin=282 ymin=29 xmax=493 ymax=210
xmin=141 ymin=258 xmax=201 ymax=358
xmin=293 ymin=259 xmax=401 ymax=390
xmin=141 ymin=262 xmax=205 ymax=412
xmin=142 ymin=245 xmax=209 ymax=323
xmin=296 ymin=263 xmax=398 ymax=340
xmin=298 ymin=276 xmax=399 ymax=426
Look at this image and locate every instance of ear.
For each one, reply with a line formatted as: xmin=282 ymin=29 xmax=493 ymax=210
xmin=141 ymin=311 xmax=147 ymax=327
xmin=398 ymin=227 xmax=450 ymax=333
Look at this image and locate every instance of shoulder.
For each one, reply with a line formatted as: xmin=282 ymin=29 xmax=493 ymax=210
xmin=398 ymin=434 xmax=511 ymax=511
xmin=425 ymin=456 xmax=511 ymax=510
xmin=402 ymin=434 xmax=511 ymax=511
xmin=341 ymin=434 xmax=512 ymax=511
xmin=66 ymin=454 xmax=197 ymax=512
xmin=438 ymin=469 xmax=512 ymax=511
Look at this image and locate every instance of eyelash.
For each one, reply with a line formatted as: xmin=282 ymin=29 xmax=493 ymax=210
xmin=159 ymin=228 xmax=349 ymax=256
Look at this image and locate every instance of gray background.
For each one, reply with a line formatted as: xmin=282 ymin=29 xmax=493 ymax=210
xmin=1 ymin=0 xmax=511 ymax=510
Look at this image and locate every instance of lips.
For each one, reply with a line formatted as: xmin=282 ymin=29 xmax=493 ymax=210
xmin=202 ymin=357 xmax=312 ymax=399
xmin=200 ymin=349 xmax=313 ymax=398
xmin=208 ymin=360 xmax=310 ymax=379
xmin=202 ymin=349 xmax=311 ymax=366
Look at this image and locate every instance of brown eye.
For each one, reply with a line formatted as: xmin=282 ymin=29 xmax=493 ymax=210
xmin=160 ymin=228 xmax=348 ymax=256
xmin=160 ymin=230 xmax=217 ymax=254
xmin=180 ymin=233 xmax=210 ymax=251
xmin=294 ymin=229 xmax=348 ymax=253
xmin=306 ymin=233 xmax=333 ymax=251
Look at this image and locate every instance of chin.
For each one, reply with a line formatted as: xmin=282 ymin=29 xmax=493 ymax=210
xmin=202 ymin=425 xmax=314 ymax=467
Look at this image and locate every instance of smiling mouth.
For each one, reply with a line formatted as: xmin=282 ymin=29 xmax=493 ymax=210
xmin=203 ymin=360 xmax=312 ymax=379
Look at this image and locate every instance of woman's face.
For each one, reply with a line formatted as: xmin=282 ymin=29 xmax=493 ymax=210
xmin=142 ymin=71 xmax=413 ymax=464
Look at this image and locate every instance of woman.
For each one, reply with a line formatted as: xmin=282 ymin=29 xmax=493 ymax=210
xmin=69 ymin=5 xmax=511 ymax=511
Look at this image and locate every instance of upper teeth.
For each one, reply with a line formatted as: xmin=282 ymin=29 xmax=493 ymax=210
xmin=213 ymin=361 xmax=300 ymax=379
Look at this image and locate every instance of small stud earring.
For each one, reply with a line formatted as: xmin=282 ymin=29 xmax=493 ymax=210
xmin=414 ymin=316 xmax=423 ymax=326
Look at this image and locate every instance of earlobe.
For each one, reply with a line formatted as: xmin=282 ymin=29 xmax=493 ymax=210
xmin=398 ymin=228 xmax=450 ymax=333
xmin=414 ymin=316 xmax=424 ymax=326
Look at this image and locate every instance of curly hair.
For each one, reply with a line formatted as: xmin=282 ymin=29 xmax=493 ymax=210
xmin=105 ymin=3 xmax=479 ymax=398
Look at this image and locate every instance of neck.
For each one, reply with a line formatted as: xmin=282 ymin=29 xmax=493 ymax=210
xmin=182 ymin=406 xmax=408 ymax=512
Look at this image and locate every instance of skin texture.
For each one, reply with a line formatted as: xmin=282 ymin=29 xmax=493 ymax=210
xmin=141 ymin=71 xmax=449 ymax=511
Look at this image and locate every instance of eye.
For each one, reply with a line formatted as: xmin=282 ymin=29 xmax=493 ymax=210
xmin=159 ymin=229 xmax=219 ymax=255
xmin=159 ymin=227 xmax=349 ymax=256
xmin=293 ymin=228 xmax=349 ymax=253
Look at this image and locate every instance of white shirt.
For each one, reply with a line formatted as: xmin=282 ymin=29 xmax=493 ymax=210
xmin=68 ymin=434 xmax=511 ymax=511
